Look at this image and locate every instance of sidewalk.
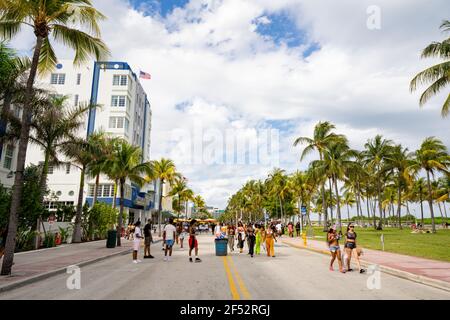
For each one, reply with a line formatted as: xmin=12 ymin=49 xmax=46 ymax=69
xmin=281 ymin=236 xmax=450 ymax=292
xmin=0 ymin=236 xmax=162 ymax=293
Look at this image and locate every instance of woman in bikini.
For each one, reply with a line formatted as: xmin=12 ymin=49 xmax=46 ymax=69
xmin=237 ymin=222 xmax=245 ymax=253
xmin=327 ymin=226 xmax=345 ymax=273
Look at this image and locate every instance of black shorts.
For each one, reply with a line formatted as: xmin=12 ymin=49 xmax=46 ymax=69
xmin=345 ymin=242 xmax=356 ymax=249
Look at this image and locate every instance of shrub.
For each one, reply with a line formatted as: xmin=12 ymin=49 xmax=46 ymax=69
xmin=89 ymin=202 xmax=119 ymax=240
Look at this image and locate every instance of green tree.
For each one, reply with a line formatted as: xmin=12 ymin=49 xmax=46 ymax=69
xmin=0 ymin=0 xmax=109 ymax=275
xmin=107 ymin=140 xmax=149 ymax=246
xmin=147 ymin=158 xmax=180 ymax=237
xmin=408 ymin=137 xmax=450 ymax=233
xmin=294 ymin=121 xmax=345 ymax=230
xmin=410 ymin=20 xmax=450 ymax=117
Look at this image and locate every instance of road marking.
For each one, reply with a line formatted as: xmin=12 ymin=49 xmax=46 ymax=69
xmin=227 ymin=256 xmax=252 ymax=300
xmin=222 ymin=256 xmax=240 ymax=300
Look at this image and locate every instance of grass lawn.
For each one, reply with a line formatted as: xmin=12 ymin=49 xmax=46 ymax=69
xmin=305 ymin=226 xmax=450 ymax=262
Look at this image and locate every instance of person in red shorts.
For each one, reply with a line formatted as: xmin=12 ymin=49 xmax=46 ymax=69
xmin=188 ymin=219 xmax=202 ymax=263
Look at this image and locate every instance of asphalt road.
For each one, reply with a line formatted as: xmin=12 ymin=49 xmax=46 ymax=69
xmin=1 ymin=234 xmax=448 ymax=300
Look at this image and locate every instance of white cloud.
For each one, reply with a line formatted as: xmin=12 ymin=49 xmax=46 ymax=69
xmin=50 ymin=0 xmax=450 ymax=208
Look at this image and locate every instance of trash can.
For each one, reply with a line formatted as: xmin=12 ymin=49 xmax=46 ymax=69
xmin=215 ymin=238 xmax=228 ymax=256
xmin=106 ymin=230 xmax=117 ymax=248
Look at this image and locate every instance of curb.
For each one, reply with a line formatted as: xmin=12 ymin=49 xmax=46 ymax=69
xmin=282 ymin=240 xmax=450 ymax=293
xmin=0 ymin=239 xmax=162 ymax=294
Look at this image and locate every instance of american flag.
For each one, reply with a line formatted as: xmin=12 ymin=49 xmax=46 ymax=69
xmin=139 ymin=71 xmax=151 ymax=79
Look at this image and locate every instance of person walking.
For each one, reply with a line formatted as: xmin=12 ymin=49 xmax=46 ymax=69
xmin=179 ymin=222 xmax=187 ymax=249
xmin=263 ymin=224 xmax=276 ymax=257
xmin=255 ymin=224 xmax=262 ymax=255
xmin=143 ymin=219 xmax=154 ymax=259
xmin=188 ymin=219 xmax=202 ymax=263
xmin=176 ymin=222 xmax=182 ymax=245
xmin=237 ymin=222 xmax=245 ymax=253
xmin=352 ymin=247 xmax=366 ymax=274
xmin=247 ymin=224 xmax=256 ymax=257
xmin=132 ymin=221 xmax=143 ymax=264
xmin=344 ymin=224 xmax=358 ymax=272
xmin=295 ymin=221 xmax=301 ymax=237
xmin=163 ymin=218 xmax=177 ymax=261
xmin=327 ymin=226 xmax=345 ymax=273
xmin=288 ymin=222 xmax=294 ymax=238
xmin=227 ymin=223 xmax=236 ymax=252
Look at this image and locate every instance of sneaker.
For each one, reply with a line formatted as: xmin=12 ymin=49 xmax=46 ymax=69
xmin=144 ymin=256 xmax=150 ymax=259
xmin=251 ymin=255 xmax=254 ymax=258
xmin=164 ymin=256 xmax=168 ymax=261
xmin=168 ymin=256 xmax=171 ymax=261
xmin=329 ymin=266 xmax=334 ymax=271
xmin=347 ymin=268 xmax=353 ymax=272
xmin=339 ymin=269 xmax=346 ymax=273
xmin=133 ymin=260 xmax=138 ymax=264
xmin=189 ymin=257 xmax=193 ymax=262
xmin=137 ymin=259 xmax=142 ymax=263
xmin=360 ymin=269 xmax=366 ymax=274
xmin=149 ymin=255 xmax=154 ymax=259
xmin=195 ymin=258 xmax=202 ymax=263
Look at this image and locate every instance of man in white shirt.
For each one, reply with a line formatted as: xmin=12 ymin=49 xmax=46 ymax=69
xmin=163 ymin=218 xmax=177 ymax=261
xmin=276 ymin=222 xmax=282 ymax=237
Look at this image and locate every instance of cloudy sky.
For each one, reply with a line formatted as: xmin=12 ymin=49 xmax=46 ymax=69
xmin=12 ymin=0 xmax=450 ymax=209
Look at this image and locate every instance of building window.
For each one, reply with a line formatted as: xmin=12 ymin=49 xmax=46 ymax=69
xmin=76 ymin=73 xmax=81 ymax=85
xmin=113 ymin=75 xmax=128 ymax=86
xmin=88 ymin=185 xmax=95 ymax=197
xmin=74 ymin=94 xmax=79 ymax=107
xmin=48 ymin=164 xmax=54 ymax=174
xmin=68 ymin=191 xmax=75 ymax=196
xmin=88 ymin=184 xmax=114 ymax=198
xmin=66 ymin=163 xmax=71 ymax=174
xmin=3 ymin=145 xmax=14 ymax=169
xmin=109 ymin=117 xmax=127 ymax=129
xmin=50 ymin=73 xmax=65 ymax=85
xmin=111 ymin=95 xmax=127 ymax=107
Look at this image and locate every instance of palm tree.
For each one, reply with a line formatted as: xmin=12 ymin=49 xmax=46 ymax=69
xmin=362 ymin=135 xmax=393 ymax=230
xmin=147 ymin=158 xmax=180 ymax=236
xmin=410 ymin=20 xmax=450 ymax=117
xmin=411 ymin=177 xmax=427 ymax=226
xmin=384 ymin=145 xmax=413 ymax=229
xmin=107 ymin=140 xmax=149 ymax=246
xmin=319 ymin=139 xmax=356 ymax=230
xmin=342 ymin=191 xmax=356 ymax=223
xmin=294 ymin=121 xmax=345 ymax=230
xmin=62 ymin=137 xmax=94 ymax=243
xmin=408 ymin=137 xmax=449 ymax=233
xmin=266 ymin=168 xmax=289 ymax=222
xmin=0 ymin=0 xmax=109 ymax=275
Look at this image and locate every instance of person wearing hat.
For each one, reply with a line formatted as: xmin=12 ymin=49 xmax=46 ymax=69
xmin=327 ymin=225 xmax=345 ymax=273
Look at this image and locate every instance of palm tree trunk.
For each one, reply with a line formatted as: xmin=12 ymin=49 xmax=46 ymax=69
xmin=346 ymin=203 xmax=350 ymax=224
xmin=333 ymin=176 xmax=342 ymax=230
xmin=279 ymin=196 xmax=283 ymax=222
xmin=328 ymin=178 xmax=334 ymax=224
xmin=72 ymin=165 xmax=86 ymax=243
xmin=320 ymin=153 xmax=328 ymax=231
xmin=35 ymin=150 xmax=51 ymax=249
xmin=426 ymin=170 xmax=436 ymax=233
xmin=437 ymin=202 xmax=444 ymax=224
xmin=112 ymin=179 xmax=118 ymax=209
xmin=377 ymin=177 xmax=383 ymax=230
xmin=117 ymin=178 xmax=125 ymax=246
xmin=92 ymin=173 xmax=100 ymax=206
xmin=397 ymin=183 xmax=402 ymax=230
xmin=419 ymin=187 xmax=424 ymax=226
xmin=1 ymin=35 xmax=44 ymax=276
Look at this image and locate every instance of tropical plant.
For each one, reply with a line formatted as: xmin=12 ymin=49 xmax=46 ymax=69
xmin=0 ymin=0 xmax=109 ymax=275
xmin=410 ymin=20 xmax=450 ymax=117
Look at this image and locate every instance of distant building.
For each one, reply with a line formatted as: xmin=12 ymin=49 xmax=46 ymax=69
xmin=0 ymin=60 xmax=156 ymax=223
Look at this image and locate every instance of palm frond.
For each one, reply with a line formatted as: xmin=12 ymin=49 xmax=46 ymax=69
xmin=38 ymin=36 xmax=58 ymax=74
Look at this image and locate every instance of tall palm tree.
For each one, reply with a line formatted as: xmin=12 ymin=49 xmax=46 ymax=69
xmin=362 ymin=135 xmax=393 ymax=230
xmin=0 ymin=0 xmax=109 ymax=275
xmin=342 ymin=191 xmax=356 ymax=223
xmin=147 ymin=158 xmax=180 ymax=237
xmin=410 ymin=20 xmax=450 ymax=117
xmin=384 ymin=145 xmax=413 ymax=229
xmin=62 ymin=137 xmax=94 ymax=243
xmin=266 ymin=168 xmax=289 ymax=222
xmin=294 ymin=121 xmax=345 ymax=231
xmin=411 ymin=177 xmax=427 ymax=226
xmin=408 ymin=137 xmax=449 ymax=233
xmin=107 ymin=140 xmax=149 ymax=246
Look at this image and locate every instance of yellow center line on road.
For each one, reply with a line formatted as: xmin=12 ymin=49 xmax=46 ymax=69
xmin=227 ymin=255 xmax=252 ymax=300
xmin=222 ymin=256 xmax=240 ymax=300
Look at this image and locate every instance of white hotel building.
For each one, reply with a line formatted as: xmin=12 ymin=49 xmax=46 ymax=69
xmin=1 ymin=60 xmax=155 ymax=223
